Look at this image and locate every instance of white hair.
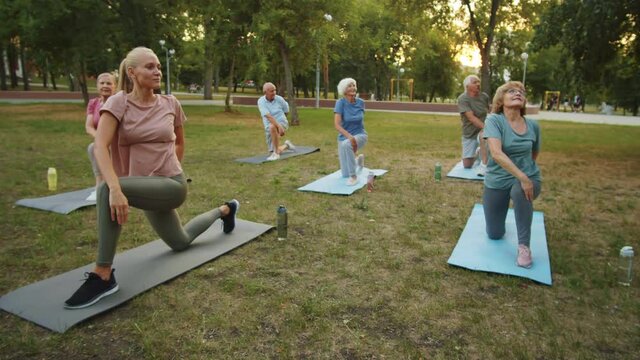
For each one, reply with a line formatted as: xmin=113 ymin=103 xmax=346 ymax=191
xmin=463 ymin=75 xmax=480 ymax=90
xmin=262 ymin=82 xmax=275 ymax=93
xmin=337 ymin=78 xmax=357 ymax=97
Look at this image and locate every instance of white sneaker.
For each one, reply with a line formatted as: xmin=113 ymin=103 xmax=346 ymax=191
xmin=284 ymin=140 xmax=296 ymax=151
xmin=266 ymin=152 xmax=280 ymax=161
xmin=346 ymin=176 xmax=359 ymax=186
xmin=356 ymin=154 xmax=365 ymax=173
xmin=476 ymin=163 xmax=487 ymax=176
xmin=86 ymin=190 xmax=97 ymax=201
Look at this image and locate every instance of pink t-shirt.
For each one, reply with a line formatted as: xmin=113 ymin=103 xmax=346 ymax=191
xmin=100 ymin=91 xmax=186 ymax=177
xmin=86 ymin=97 xmax=103 ymax=129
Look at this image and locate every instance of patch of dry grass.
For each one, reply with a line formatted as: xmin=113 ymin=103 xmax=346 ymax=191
xmin=0 ymin=104 xmax=638 ymax=359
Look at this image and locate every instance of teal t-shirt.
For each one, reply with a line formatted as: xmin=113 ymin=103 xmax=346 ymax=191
xmin=483 ymin=113 xmax=541 ymax=190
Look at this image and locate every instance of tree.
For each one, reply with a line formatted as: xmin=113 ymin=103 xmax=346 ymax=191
xmin=461 ymin=0 xmax=500 ymax=95
xmin=254 ymin=0 xmax=340 ymax=125
xmin=533 ymin=0 xmax=640 ymax=109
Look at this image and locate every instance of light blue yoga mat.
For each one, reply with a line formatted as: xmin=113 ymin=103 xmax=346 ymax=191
xmin=447 ymin=203 xmax=552 ymax=285
xmin=446 ymin=161 xmax=483 ymax=181
xmin=235 ymin=146 xmax=319 ymax=164
xmin=297 ymin=168 xmax=388 ymax=195
xmin=15 ymin=187 xmax=96 ymax=214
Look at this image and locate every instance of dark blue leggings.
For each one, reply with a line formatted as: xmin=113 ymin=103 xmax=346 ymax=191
xmin=483 ymin=180 xmax=541 ymax=246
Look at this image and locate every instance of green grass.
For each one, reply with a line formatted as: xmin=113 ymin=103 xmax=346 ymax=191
xmin=0 ymin=103 xmax=638 ymax=359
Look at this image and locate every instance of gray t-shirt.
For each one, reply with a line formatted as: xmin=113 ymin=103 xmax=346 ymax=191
xmin=457 ymin=92 xmax=490 ymax=138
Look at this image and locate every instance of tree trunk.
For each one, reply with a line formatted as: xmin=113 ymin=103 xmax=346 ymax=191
xmin=279 ymin=40 xmax=299 ymax=125
xmin=8 ymin=44 xmax=18 ymax=88
xmin=0 ymin=48 xmax=7 ymax=90
xmin=19 ymin=41 xmax=29 ymax=91
xmin=464 ymin=0 xmax=500 ymax=95
xmin=203 ymin=20 xmax=214 ymax=100
xmin=79 ymin=60 xmax=89 ymax=105
xmin=214 ymin=64 xmax=220 ymax=93
xmin=323 ymin=54 xmax=329 ymax=99
xmin=42 ymin=68 xmax=48 ymax=88
xmin=225 ymin=55 xmax=235 ymax=112
xmin=50 ymin=69 xmax=57 ymax=90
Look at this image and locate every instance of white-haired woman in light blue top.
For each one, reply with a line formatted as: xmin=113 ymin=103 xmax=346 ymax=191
xmin=334 ymin=78 xmax=368 ymax=186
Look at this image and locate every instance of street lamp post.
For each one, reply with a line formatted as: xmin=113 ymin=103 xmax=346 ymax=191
xmin=521 ymin=52 xmax=529 ymax=87
xmin=397 ymin=67 xmax=405 ymax=101
xmin=315 ymin=13 xmax=332 ymax=108
xmin=159 ymin=40 xmax=175 ymax=95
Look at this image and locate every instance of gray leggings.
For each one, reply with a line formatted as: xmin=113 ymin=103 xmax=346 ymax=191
xmin=96 ymin=173 xmax=222 ymax=266
xmin=483 ymin=180 xmax=541 ymax=246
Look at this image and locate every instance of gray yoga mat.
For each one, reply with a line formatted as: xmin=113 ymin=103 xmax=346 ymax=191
xmin=235 ymin=146 xmax=319 ymax=164
xmin=15 ymin=187 xmax=96 ymax=214
xmin=0 ymin=219 xmax=272 ymax=333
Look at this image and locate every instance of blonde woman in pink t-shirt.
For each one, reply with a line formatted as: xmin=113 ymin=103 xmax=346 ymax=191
xmin=85 ymin=72 xmax=116 ymax=201
xmin=65 ymin=47 xmax=240 ymax=309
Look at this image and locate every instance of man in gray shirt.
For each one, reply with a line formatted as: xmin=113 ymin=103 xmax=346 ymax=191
xmin=457 ymin=75 xmax=490 ymax=175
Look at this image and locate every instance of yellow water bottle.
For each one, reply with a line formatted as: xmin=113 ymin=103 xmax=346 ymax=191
xmin=47 ymin=167 xmax=57 ymax=191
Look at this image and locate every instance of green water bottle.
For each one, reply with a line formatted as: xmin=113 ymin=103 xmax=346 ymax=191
xmin=434 ymin=162 xmax=442 ymax=182
xmin=277 ymin=205 xmax=288 ymax=241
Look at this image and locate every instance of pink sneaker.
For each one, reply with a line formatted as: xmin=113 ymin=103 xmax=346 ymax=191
xmin=517 ymin=244 xmax=533 ymax=268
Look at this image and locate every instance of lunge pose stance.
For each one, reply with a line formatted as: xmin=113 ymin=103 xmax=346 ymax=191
xmin=85 ymin=72 xmax=116 ymax=200
xmin=257 ymin=82 xmax=295 ymax=161
xmin=483 ymin=81 xmax=541 ymax=268
xmin=65 ymin=47 xmax=239 ymax=309
xmin=457 ymin=75 xmax=490 ymax=175
xmin=334 ymin=78 xmax=367 ymax=186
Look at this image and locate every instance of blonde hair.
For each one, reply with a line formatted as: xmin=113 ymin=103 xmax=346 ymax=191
xmin=337 ymin=78 xmax=356 ymax=97
xmin=491 ymin=81 xmax=527 ymax=116
xmin=96 ymin=72 xmax=116 ymax=87
xmin=117 ymin=47 xmax=157 ymax=93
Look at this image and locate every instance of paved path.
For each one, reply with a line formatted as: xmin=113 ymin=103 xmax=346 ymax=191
xmin=1 ymin=91 xmax=638 ymax=126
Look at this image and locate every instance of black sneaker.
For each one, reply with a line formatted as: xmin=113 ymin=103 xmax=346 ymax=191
xmin=64 ymin=269 xmax=119 ymax=309
xmin=222 ymin=199 xmax=240 ymax=234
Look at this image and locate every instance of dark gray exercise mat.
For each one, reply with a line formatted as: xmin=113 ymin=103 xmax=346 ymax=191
xmin=15 ymin=187 xmax=96 ymax=214
xmin=235 ymin=146 xmax=319 ymax=164
xmin=0 ymin=219 xmax=272 ymax=333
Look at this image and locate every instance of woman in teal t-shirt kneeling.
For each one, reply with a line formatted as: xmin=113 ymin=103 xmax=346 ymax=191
xmin=483 ymin=81 xmax=541 ymax=269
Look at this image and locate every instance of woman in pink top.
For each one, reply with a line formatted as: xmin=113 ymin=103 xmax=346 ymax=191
xmin=65 ymin=47 xmax=240 ymax=309
xmin=85 ymin=72 xmax=116 ymax=200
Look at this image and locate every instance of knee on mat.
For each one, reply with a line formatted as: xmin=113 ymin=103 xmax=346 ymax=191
xmin=168 ymin=243 xmax=190 ymax=252
xmin=486 ymin=229 xmax=505 ymax=240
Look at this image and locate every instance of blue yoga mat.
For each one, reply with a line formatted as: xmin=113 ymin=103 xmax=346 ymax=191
xmin=446 ymin=161 xmax=483 ymax=181
xmin=298 ymin=168 xmax=388 ymax=195
xmin=447 ymin=203 xmax=552 ymax=285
